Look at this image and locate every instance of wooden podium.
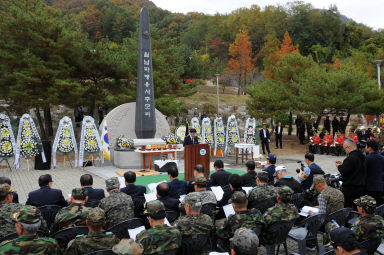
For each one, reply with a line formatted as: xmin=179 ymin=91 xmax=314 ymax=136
xmin=184 ymin=144 xmax=210 ymax=181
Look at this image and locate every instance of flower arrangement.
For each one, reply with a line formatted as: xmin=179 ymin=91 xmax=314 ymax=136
xmin=162 ymin=133 xmax=177 ymax=144
xmin=226 ymin=116 xmax=239 ymax=147
xmin=20 ymin=121 xmax=38 ymax=159
xmin=116 ymin=135 xmax=134 ymax=150
xmin=202 ymin=118 xmax=214 ymax=145
xmin=0 ymin=123 xmax=14 ymax=158
xmin=84 ymin=124 xmax=100 ymax=153
xmin=57 ymin=124 xmax=74 ymax=153
xmin=175 ymin=125 xmax=186 ymax=144
xmin=244 ymin=118 xmax=258 ymax=145
xmin=214 ymin=118 xmax=226 ymax=150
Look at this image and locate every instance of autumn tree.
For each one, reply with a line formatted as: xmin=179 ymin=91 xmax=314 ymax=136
xmin=225 ymin=26 xmax=256 ymax=95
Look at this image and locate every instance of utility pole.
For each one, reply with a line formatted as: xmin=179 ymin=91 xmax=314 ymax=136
xmin=374 ymin=60 xmax=383 ymax=89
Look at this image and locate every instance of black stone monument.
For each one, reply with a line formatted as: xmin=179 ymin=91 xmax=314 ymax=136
xmin=135 ymin=7 xmax=156 ymax=138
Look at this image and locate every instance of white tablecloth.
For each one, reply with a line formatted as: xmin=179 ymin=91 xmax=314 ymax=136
xmin=234 ymin=144 xmax=260 ymax=158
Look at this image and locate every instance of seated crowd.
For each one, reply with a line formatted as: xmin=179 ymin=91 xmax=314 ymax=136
xmin=0 ymin=151 xmax=384 ymax=255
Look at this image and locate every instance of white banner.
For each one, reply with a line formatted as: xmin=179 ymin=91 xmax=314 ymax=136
xmin=78 ymin=116 xmax=103 ymax=167
xmin=52 ymin=116 xmax=78 ymax=168
xmin=0 ymin=114 xmax=16 ymax=158
xmin=14 ymin=114 xmax=46 ymax=169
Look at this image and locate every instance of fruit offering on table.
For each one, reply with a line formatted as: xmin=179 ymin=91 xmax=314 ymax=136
xmin=146 ymin=145 xmax=151 ymax=150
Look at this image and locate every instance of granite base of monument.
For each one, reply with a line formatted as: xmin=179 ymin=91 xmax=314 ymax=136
xmin=113 ymin=138 xmax=167 ymax=169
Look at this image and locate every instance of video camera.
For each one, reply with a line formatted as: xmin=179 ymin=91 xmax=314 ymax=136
xmin=296 ymin=160 xmax=305 ymax=174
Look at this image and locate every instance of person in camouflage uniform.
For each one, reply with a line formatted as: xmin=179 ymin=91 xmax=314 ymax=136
xmin=247 ymin=172 xmax=277 ymax=208
xmin=0 ymin=205 xmax=60 ymax=254
xmin=324 ymin=195 xmax=384 ymax=244
xmin=261 ymin=186 xmax=299 ymax=245
xmin=112 ymin=239 xmax=144 ymax=255
xmin=216 ymin=191 xmax=264 ymax=250
xmin=176 ymin=193 xmax=214 ymax=235
xmin=98 ymin=177 xmax=135 ymax=229
xmin=176 ymin=193 xmax=213 ymax=254
xmin=65 ymin=207 xmax=120 ymax=255
xmin=230 ymin=227 xmax=259 ymax=255
xmin=312 ymin=175 xmax=344 ymax=216
xmin=51 ymin=188 xmax=91 ymax=233
xmin=179 ymin=176 xmax=217 ymax=217
xmin=0 ymin=183 xmax=47 ymax=238
xmin=136 ymin=200 xmax=181 ymax=255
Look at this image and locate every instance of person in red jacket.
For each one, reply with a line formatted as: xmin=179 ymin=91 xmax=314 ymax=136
xmin=320 ymin=131 xmax=333 ymax=155
xmin=309 ymin=132 xmax=320 ymax=154
xmin=348 ymin=129 xmax=358 ymax=144
xmin=334 ymin=132 xmax=345 ymax=156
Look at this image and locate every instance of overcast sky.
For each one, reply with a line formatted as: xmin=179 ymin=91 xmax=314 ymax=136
xmin=152 ymin=0 xmax=383 ymax=30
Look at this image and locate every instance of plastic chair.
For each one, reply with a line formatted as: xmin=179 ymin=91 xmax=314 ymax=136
xmin=249 ymin=197 xmax=276 ymax=213
xmin=84 ymin=250 xmax=115 ymax=255
xmin=262 ymin=220 xmax=295 ymax=255
xmin=360 ymin=237 xmax=381 ymax=255
xmin=0 ymin=230 xmax=46 ymax=243
xmin=326 ymin=208 xmax=352 ymax=226
xmin=85 ymin=201 xmax=100 ymax=208
xmin=165 ymin=210 xmax=179 ymax=224
xmin=106 ymin=218 xmax=144 ymax=239
xmin=288 ymin=213 xmax=326 ymax=255
xmin=181 ymin=234 xmax=209 ymax=255
xmin=38 ymin=205 xmax=61 ymax=231
xmin=51 ymin=226 xmax=89 ymax=249
xmin=290 ymin=193 xmax=304 ymax=210
xmin=201 ymin=203 xmax=216 ymax=219
xmin=376 ymin=204 xmax=384 ymax=218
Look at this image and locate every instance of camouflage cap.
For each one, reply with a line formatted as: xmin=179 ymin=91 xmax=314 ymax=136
xmin=87 ymin=207 xmax=106 ymax=225
xmin=72 ymin=188 xmax=88 ymax=200
xmin=230 ymin=227 xmax=259 ymax=254
xmin=184 ymin=193 xmax=202 ymax=208
xmin=192 ymin=176 xmax=207 ymax=186
xmin=354 ymin=195 xmax=376 ymax=211
xmin=12 ymin=205 xmax=41 ymax=224
xmin=144 ymin=200 xmax=165 ymax=218
xmin=277 ymin=186 xmax=294 ymax=201
xmin=112 ymin=239 xmax=144 ymax=255
xmin=0 ymin=183 xmax=11 ymax=196
xmin=106 ymin=177 xmax=120 ymax=190
xmin=230 ymin=191 xmax=247 ymax=204
xmin=313 ymin=175 xmax=326 ymax=185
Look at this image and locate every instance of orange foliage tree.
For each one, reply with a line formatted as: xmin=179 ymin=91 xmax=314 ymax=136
xmin=225 ymin=26 xmax=256 ymax=95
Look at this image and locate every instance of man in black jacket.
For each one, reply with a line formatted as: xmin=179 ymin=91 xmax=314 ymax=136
xmin=183 ymin=128 xmax=199 ymax=146
xmin=275 ymin=122 xmax=283 ymax=149
xmin=241 ymin=161 xmax=257 ymax=187
xmin=156 ymin=182 xmax=180 ymax=212
xmin=211 ymin=160 xmax=231 ymax=187
xmin=121 ymin=171 xmax=146 ymax=198
xmin=336 ymin=138 xmax=366 ymax=207
xmin=217 ymin=174 xmax=245 ymax=207
xmin=26 ymin=174 xmax=68 ymax=207
xmin=80 ymin=174 xmax=105 ymax=204
xmin=364 ymin=140 xmax=384 ymax=205
xmin=259 ymin=124 xmax=271 ymax=154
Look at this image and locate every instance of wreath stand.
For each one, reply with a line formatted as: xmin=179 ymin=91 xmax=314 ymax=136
xmin=82 ymin=153 xmax=99 ymax=170
xmin=62 ymin=153 xmax=73 ymax=168
xmin=0 ymin=157 xmax=13 ymax=171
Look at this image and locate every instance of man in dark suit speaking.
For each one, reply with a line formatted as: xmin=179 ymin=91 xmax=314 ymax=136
xmin=259 ymin=124 xmax=271 ymax=154
xmin=183 ymin=128 xmax=199 ymax=146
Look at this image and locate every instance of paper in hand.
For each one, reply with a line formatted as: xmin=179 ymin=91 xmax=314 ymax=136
xmin=128 ymin=226 xmax=145 ymax=241
xmin=211 ymin=186 xmax=224 ymax=201
xmin=223 ymin=203 xmax=235 ymax=219
xmin=299 ymin=206 xmax=319 ymax=217
xmin=144 ymin=193 xmax=157 ymax=203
